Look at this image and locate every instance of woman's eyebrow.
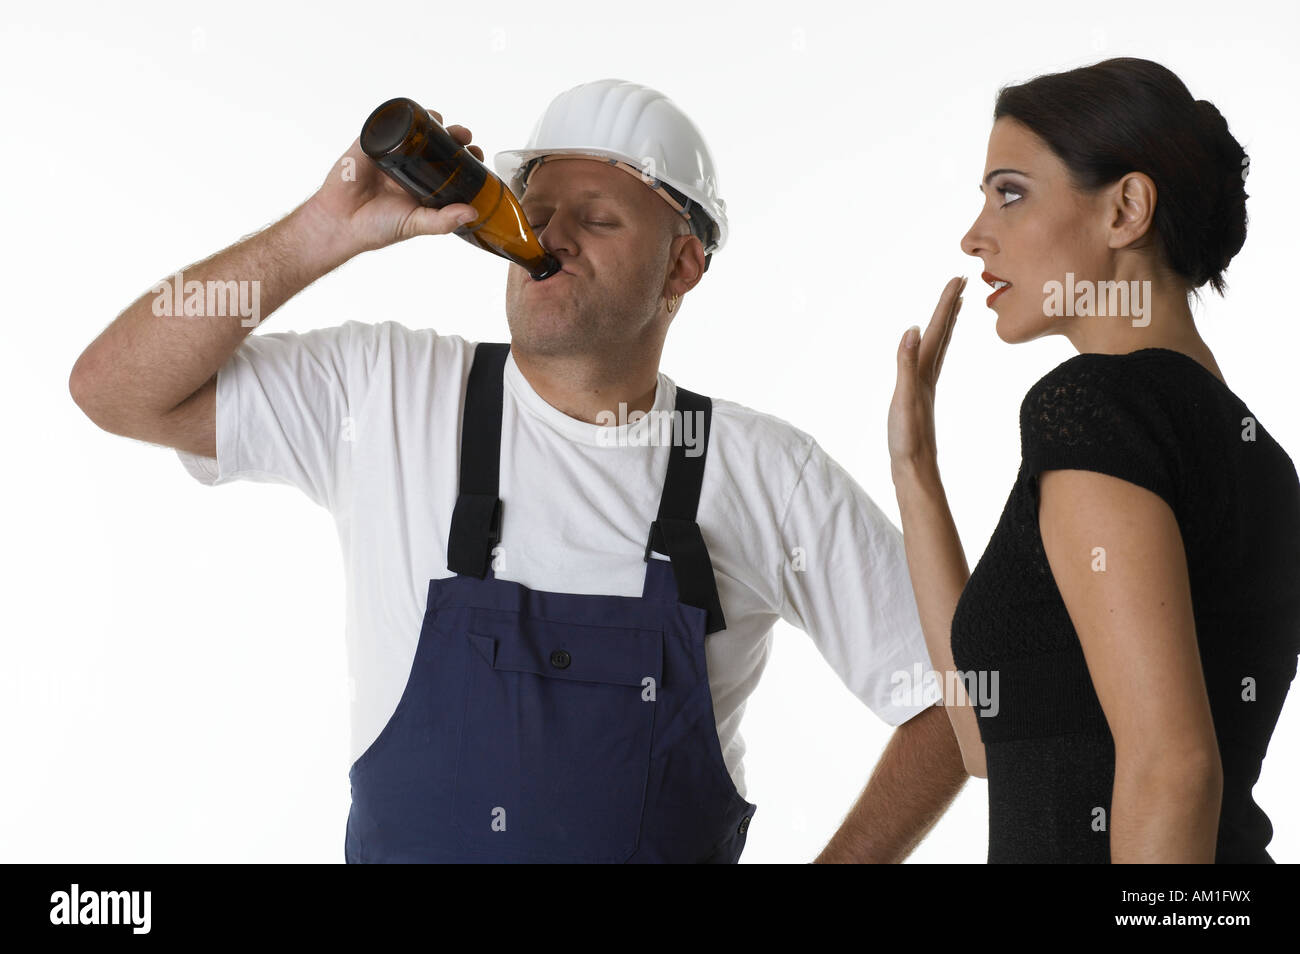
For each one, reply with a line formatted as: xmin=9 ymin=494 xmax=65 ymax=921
xmin=979 ymin=168 xmax=1031 ymax=191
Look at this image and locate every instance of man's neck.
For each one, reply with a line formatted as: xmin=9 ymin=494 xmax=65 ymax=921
xmin=511 ymin=348 xmax=662 ymax=425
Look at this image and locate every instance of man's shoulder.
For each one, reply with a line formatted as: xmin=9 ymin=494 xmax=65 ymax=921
xmin=294 ymin=320 xmax=475 ymax=379
xmin=332 ymin=319 xmax=470 ymax=353
xmin=705 ymin=393 xmax=818 ymax=470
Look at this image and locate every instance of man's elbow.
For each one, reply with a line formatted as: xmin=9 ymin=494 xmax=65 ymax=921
xmin=69 ymin=369 xmax=119 ymax=433
xmin=68 ymin=354 xmax=96 ymax=416
xmin=69 ymin=355 xmax=148 ymax=437
xmin=69 ymin=352 xmax=116 ymax=427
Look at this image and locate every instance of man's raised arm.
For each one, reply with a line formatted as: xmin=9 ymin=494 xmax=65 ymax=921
xmin=68 ymin=111 xmax=484 ymax=456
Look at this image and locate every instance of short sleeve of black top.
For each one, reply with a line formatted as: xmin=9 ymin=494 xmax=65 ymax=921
xmin=1020 ymin=353 xmax=1182 ymax=515
xmin=950 ymin=348 xmax=1300 ymax=864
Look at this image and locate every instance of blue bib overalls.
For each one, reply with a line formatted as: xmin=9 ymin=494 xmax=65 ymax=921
xmin=344 ymin=342 xmax=757 ymax=862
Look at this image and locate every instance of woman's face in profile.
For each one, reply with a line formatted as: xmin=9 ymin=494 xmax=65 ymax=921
xmin=961 ymin=117 xmax=1117 ymax=345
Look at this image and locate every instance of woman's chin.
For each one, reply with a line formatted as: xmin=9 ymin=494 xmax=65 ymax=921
xmin=993 ymin=313 xmax=1019 ymax=344
xmin=993 ymin=309 xmax=1042 ymax=344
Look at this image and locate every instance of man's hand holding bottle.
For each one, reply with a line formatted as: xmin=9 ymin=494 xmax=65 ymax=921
xmin=304 ymin=107 xmax=483 ymax=259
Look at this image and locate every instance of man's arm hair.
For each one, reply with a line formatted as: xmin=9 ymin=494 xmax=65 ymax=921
xmin=68 ymin=198 xmax=353 ymax=455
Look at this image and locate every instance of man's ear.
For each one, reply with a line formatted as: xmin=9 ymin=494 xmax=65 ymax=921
xmin=665 ymin=232 xmax=707 ymax=296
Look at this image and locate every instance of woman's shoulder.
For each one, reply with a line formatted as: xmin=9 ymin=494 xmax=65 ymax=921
xmin=1021 ymin=349 xmax=1163 ymax=445
xmin=1015 ymin=346 xmax=1300 ymax=530
xmin=1015 ymin=348 xmax=1217 ymax=516
xmin=1019 ymin=347 xmax=1240 ymax=440
xmin=1024 ymin=346 xmax=1219 ymax=397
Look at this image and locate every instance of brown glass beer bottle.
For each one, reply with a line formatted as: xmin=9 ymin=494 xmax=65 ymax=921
xmin=360 ymin=97 xmax=561 ymax=280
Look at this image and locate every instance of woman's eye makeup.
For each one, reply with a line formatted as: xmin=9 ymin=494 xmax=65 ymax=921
xmin=996 ymin=185 xmax=1023 ymax=207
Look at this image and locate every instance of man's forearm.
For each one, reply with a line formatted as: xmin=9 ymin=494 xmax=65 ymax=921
xmin=69 ymin=197 xmax=353 ymax=431
xmin=814 ymin=702 xmax=967 ymax=863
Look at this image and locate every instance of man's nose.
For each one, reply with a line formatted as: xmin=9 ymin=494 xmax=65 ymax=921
xmin=536 ymin=211 xmax=577 ymax=258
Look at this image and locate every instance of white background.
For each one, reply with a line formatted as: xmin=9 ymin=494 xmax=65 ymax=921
xmin=3 ymin=0 xmax=1296 ymax=863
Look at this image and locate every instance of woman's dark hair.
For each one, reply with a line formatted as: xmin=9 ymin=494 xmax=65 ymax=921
xmin=994 ymin=57 xmax=1249 ymax=297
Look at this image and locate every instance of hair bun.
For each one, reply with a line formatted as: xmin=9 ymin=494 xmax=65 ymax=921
xmin=1194 ymin=99 xmax=1248 ymax=178
xmin=1191 ymin=98 xmax=1249 ymax=286
xmin=1194 ymin=98 xmax=1226 ymax=127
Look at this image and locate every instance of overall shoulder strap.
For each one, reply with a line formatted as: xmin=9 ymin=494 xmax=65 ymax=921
xmin=644 ymin=386 xmax=728 ymax=634
xmin=446 ymin=342 xmax=510 ymax=577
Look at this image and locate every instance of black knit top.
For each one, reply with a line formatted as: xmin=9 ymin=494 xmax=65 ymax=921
xmin=951 ymin=348 xmax=1300 ymax=863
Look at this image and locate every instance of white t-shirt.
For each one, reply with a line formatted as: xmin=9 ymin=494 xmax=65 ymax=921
xmin=176 ymin=320 xmax=941 ymax=799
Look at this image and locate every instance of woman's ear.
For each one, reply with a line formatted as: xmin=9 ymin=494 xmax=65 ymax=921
xmin=1107 ymin=171 xmax=1158 ymax=250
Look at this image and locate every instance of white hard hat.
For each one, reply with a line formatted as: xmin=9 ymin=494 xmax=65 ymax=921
xmin=494 ymin=79 xmax=728 ymax=261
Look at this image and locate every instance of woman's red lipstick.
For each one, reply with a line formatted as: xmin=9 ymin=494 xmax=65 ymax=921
xmin=983 ymin=270 xmax=1012 ymax=306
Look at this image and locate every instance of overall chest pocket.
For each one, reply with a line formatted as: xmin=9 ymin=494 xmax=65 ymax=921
xmin=452 ymin=607 xmax=664 ymax=862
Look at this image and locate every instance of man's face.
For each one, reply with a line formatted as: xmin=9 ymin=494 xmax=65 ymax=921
xmin=505 ymin=156 xmax=688 ymax=358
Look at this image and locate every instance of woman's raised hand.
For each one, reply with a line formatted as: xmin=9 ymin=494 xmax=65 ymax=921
xmin=888 ymin=275 xmax=966 ymax=480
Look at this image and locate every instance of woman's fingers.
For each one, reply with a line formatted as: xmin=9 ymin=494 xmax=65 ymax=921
xmin=889 ymin=324 xmax=921 ymax=460
xmin=896 ymin=324 xmax=920 ymax=387
xmin=934 ymin=287 xmax=963 ymax=381
xmin=921 ymin=276 xmax=965 ymax=383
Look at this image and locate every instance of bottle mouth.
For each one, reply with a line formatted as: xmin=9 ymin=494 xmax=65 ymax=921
xmin=529 ymin=255 xmax=564 ymax=281
xmin=360 ymin=99 xmax=416 ymax=159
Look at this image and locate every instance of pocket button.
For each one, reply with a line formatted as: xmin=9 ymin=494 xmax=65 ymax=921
xmin=549 ymin=649 xmax=571 ymax=669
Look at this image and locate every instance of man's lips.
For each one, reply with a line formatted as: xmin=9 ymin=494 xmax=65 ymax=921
xmin=528 ymin=268 xmax=577 ymax=283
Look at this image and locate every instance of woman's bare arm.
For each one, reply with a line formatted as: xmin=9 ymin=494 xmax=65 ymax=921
xmin=888 ymin=275 xmax=986 ymax=777
xmin=1039 ymin=467 xmax=1222 ymax=862
xmin=892 ymin=460 xmax=985 ymax=776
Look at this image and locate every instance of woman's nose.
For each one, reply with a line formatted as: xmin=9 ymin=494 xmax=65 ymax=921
xmin=960 ymin=215 xmax=993 ymax=258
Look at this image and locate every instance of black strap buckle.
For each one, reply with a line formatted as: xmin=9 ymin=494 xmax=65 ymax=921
xmin=644 ymin=517 xmax=727 ymax=634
